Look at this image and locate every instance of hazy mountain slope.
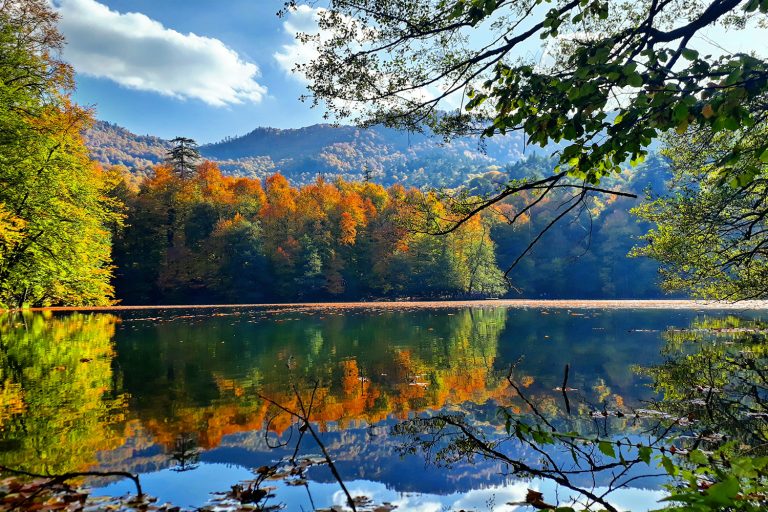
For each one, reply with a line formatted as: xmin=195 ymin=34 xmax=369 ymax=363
xmin=84 ymin=121 xmax=172 ymax=170
xmin=85 ymin=121 xmax=540 ymax=187
xmin=202 ymin=124 xmax=537 ymax=187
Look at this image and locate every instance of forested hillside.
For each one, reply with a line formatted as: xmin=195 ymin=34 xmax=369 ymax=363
xmin=84 ymin=121 xmax=171 ymax=172
xmin=486 ymin=155 xmax=671 ymax=298
xmin=108 ymin=153 xmax=671 ymax=304
xmin=85 ymin=120 xmax=540 ymax=187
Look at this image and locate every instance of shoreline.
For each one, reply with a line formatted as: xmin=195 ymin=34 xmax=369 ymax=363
xmin=9 ymin=299 xmax=768 ymax=312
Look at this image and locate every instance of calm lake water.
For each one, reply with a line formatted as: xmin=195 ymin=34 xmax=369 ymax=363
xmin=0 ymin=304 xmax=765 ymax=510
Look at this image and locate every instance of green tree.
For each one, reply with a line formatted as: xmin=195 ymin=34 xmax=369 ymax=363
xmin=288 ymin=0 xmax=768 ymax=262
xmin=0 ymin=0 xmax=121 ymax=307
xmin=166 ymin=137 xmax=200 ymax=179
xmin=632 ymin=121 xmax=768 ymax=300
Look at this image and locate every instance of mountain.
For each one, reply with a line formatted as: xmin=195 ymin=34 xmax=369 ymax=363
xmin=85 ymin=121 xmax=544 ymax=188
xmin=84 ymin=121 xmax=171 ymax=171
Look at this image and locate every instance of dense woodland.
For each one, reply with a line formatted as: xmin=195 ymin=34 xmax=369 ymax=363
xmin=111 ymin=162 xmax=508 ymax=304
xmin=106 ymin=150 xmax=670 ymax=305
xmin=478 ymin=154 xmax=669 ymax=298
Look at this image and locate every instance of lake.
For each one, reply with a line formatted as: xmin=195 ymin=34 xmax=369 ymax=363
xmin=1 ymin=303 xmax=766 ymax=511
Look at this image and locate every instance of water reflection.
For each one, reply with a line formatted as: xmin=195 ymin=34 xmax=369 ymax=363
xmin=0 ymin=307 xmax=763 ymax=510
xmin=639 ymin=315 xmax=768 ymax=452
xmin=0 ymin=312 xmax=127 ymax=474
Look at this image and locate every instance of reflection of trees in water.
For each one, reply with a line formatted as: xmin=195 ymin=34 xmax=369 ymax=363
xmin=12 ymin=308 xmax=764 ymax=510
xmin=91 ymin=306 xmax=635 ymax=486
xmin=119 ymin=308 xmax=512 ymax=449
xmin=388 ymin=315 xmax=768 ymax=511
xmin=3 ymin=309 xmax=767 ymax=510
xmin=169 ymin=433 xmax=200 ymax=472
xmin=0 ymin=313 xmax=127 ymax=474
xmin=639 ymin=316 xmax=768 ymax=452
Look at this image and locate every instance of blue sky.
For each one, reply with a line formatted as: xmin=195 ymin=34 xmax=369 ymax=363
xmin=55 ymin=0 xmax=326 ymax=142
xmin=53 ymin=0 xmax=766 ymax=144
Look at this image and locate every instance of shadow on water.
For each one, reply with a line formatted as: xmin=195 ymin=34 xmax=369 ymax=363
xmin=0 ymin=307 xmax=766 ymax=510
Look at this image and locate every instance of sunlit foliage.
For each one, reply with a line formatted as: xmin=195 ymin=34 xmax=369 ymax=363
xmin=0 ymin=312 xmax=127 ymax=473
xmin=0 ymin=0 xmax=122 ymax=307
xmin=633 ymin=121 xmax=768 ymax=300
xmin=113 ymin=163 xmax=508 ymax=303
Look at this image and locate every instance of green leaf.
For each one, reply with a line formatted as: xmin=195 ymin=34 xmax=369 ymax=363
xmin=705 ymin=476 xmax=740 ymax=505
xmin=672 ymin=103 xmax=689 ymax=123
xmin=759 ymin=147 xmax=768 ymax=163
xmin=598 ymin=440 xmax=616 ymax=458
xmin=638 ymin=446 xmax=652 ymax=464
xmin=630 ymin=153 xmax=646 ymax=166
xmin=729 ymin=167 xmax=759 ymax=188
xmin=661 ymin=455 xmax=677 ymax=476
xmin=688 ymin=449 xmax=707 ymax=465
xmin=731 ymin=457 xmax=756 ymax=478
xmin=627 ymin=73 xmax=643 ymax=88
xmin=681 ymin=49 xmax=699 ymax=61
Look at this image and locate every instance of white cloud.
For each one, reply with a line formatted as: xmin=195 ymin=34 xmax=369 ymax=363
xmin=273 ymin=5 xmax=376 ymax=81
xmin=273 ymin=5 xmax=327 ymax=82
xmin=274 ymin=4 xmax=470 ymax=122
xmin=54 ymin=0 xmax=267 ymax=107
xmin=274 ymin=6 xmax=452 ymax=108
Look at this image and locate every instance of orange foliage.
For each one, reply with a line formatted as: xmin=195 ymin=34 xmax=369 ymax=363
xmin=339 ymin=212 xmax=357 ymax=245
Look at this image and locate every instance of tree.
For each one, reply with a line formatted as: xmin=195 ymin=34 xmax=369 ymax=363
xmin=166 ymin=137 xmax=200 ymax=179
xmin=0 ymin=0 xmax=122 ymax=307
xmin=285 ymin=0 xmax=768 ymax=272
xmin=632 ymin=120 xmax=768 ymax=300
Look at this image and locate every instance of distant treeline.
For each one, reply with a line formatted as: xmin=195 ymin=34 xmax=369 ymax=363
xmin=482 ymin=154 xmax=671 ymax=299
xmin=111 ymin=154 xmax=670 ymax=304
xmin=112 ymin=163 xmax=508 ymax=304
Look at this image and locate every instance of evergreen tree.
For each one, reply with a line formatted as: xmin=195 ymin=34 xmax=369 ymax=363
xmin=166 ymin=137 xmax=200 ymax=179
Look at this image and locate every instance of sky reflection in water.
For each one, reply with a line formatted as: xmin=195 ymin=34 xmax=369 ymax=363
xmin=1 ymin=305 xmax=763 ymax=510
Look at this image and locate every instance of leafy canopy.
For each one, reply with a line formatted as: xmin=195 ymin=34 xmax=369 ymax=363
xmin=290 ymin=0 xmax=768 ymax=185
xmin=0 ymin=0 xmax=122 ymax=307
xmin=632 ymin=119 xmax=768 ymax=300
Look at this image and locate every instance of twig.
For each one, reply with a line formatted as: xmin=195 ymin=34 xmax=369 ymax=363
xmin=0 ymin=465 xmax=143 ymax=497
xmin=259 ymin=382 xmax=358 ymax=512
xmin=562 ymin=363 xmax=571 ymax=415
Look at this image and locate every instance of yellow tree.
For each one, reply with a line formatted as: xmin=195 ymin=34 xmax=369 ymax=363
xmin=0 ymin=1 xmax=122 ymax=307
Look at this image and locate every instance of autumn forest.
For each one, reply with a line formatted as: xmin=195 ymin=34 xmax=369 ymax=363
xmin=4 ymin=0 xmax=768 ymax=511
xmin=112 ymin=161 xmax=508 ymax=304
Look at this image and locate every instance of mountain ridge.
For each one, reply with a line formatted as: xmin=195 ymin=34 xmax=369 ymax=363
xmin=85 ymin=120 xmax=544 ymax=187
